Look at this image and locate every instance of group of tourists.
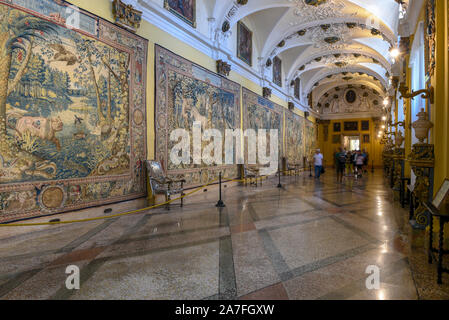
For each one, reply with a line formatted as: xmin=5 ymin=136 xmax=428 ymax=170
xmin=311 ymin=148 xmax=369 ymax=183
xmin=334 ymin=148 xmax=369 ymax=183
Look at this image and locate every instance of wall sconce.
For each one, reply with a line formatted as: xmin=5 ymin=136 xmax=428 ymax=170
xmin=388 ymin=121 xmax=405 ymax=128
xmin=399 ymin=82 xmax=434 ymax=104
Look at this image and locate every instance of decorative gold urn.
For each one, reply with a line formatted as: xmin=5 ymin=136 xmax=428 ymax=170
xmin=412 ymin=108 xmax=433 ymax=143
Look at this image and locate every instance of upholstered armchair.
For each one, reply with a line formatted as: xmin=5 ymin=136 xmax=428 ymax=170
xmin=145 ymin=160 xmax=186 ymax=210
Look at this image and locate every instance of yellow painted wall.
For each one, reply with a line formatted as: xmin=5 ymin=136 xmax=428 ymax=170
xmin=69 ymin=0 xmax=315 ymax=162
xmin=318 ymin=118 xmax=384 ymax=168
xmin=432 ymin=0 xmax=449 ymax=192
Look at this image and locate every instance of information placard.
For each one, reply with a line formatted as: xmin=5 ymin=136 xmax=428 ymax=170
xmin=432 ymin=179 xmax=449 ymax=209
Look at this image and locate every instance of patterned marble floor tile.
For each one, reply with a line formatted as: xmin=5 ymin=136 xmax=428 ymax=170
xmin=71 ymin=242 xmax=220 ymax=300
xmin=0 ymin=171 xmax=448 ymax=300
xmin=231 ymin=231 xmax=280 ymax=297
xmin=1 ymin=261 xmax=90 ymax=300
xmin=0 ymin=221 xmax=104 ymax=258
xmin=239 ymin=283 xmax=288 ymax=300
xmin=97 ymin=227 xmax=230 ymax=260
xmin=267 ymin=218 xmax=371 ymax=271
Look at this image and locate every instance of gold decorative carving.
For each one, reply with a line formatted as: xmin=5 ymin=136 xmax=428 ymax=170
xmin=263 ymin=87 xmax=272 ymax=98
xmin=408 ymin=144 xmax=435 ymax=228
xmin=399 ymin=82 xmax=434 ymax=104
xmin=217 ymin=60 xmax=231 ymax=77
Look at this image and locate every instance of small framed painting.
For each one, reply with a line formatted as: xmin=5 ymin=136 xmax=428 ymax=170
xmin=237 ymin=21 xmax=253 ymax=66
xmin=273 ymin=56 xmax=282 ymax=87
xmin=294 ymin=78 xmax=300 ymax=99
xmin=361 ymin=120 xmax=370 ymax=131
xmin=432 ymin=179 xmax=449 ymax=209
xmin=164 ymin=0 xmax=196 ymax=28
xmin=333 ymin=122 xmax=341 ymax=132
xmin=363 ymin=134 xmax=370 ymax=144
xmin=332 ymin=134 xmax=341 ymax=144
xmin=344 ymin=121 xmax=358 ymax=131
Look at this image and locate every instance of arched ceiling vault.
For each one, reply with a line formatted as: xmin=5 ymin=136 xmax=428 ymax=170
xmin=211 ymin=0 xmax=399 ymax=110
xmin=313 ymin=79 xmax=385 ymax=103
xmin=304 ymin=66 xmax=388 ymax=94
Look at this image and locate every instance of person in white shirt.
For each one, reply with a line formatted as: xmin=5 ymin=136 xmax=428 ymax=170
xmin=313 ymin=149 xmax=324 ymax=179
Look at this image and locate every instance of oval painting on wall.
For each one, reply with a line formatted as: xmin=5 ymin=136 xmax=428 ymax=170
xmin=345 ymin=89 xmax=357 ymax=104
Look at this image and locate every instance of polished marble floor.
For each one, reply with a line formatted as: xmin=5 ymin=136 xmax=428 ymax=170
xmin=0 ymin=171 xmax=448 ymax=300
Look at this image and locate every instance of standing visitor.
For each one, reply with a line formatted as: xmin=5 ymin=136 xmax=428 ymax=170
xmin=355 ymin=151 xmax=365 ymax=178
xmin=313 ymin=149 xmax=324 ymax=179
xmin=335 ymin=147 xmax=346 ymax=183
xmin=362 ymin=149 xmax=369 ymax=173
xmin=352 ymin=150 xmax=357 ymax=175
xmin=346 ymin=150 xmax=352 ymax=176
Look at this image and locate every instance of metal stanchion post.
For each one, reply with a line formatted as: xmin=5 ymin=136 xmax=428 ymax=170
xmin=277 ymin=163 xmax=283 ymax=189
xmin=371 ymin=160 xmax=375 ymax=173
xmin=216 ymin=172 xmax=226 ymax=208
xmin=309 ymin=162 xmax=313 ymax=177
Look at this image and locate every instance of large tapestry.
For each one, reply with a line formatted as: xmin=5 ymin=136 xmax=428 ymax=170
xmin=0 ymin=0 xmax=148 ymax=222
xmin=155 ymin=45 xmax=241 ymax=187
xmin=242 ymin=88 xmax=283 ymax=163
xmin=285 ymin=110 xmax=304 ymax=167
xmin=304 ymin=120 xmax=317 ymax=161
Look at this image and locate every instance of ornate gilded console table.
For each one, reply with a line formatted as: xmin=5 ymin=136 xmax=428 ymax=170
xmin=407 ymin=144 xmax=435 ymax=229
xmin=392 ymin=148 xmax=405 ymax=191
xmin=383 ymin=151 xmax=394 ymax=185
xmin=425 ymin=202 xmax=449 ymax=284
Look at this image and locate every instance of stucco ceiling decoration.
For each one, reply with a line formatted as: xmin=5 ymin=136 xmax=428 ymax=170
xmin=314 ymin=78 xmax=385 ymax=98
xmin=313 ymin=73 xmax=386 ymax=97
xmin=289 ymin=47 xmax=391 ymax=82
xmin=288 ymin=0 xmax=348 ymax=25
xmin=293 ymin=52 xmax=389 ymax=77
xmin=316 ymin=84 xmax=384 ymax=115
xmin=266 ymin=20 xmax=394 ymax=67
xmin=304 ymin=66 xmax=388 ymax=93
xmin=315 ymin=53 xmax=378 ymax=67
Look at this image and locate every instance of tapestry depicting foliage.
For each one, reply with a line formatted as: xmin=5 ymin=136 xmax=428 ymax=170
xmin=242 ymin=88 xmax=283 ymax=164
xmin=285 ymin=110 xmax=305 ymax=167
xmin=0 ymin=0 xmax=148 ymax=222
xmin=305 ymin=120 xmax=318 ymax=161
xmin=155 ymin=45 xmax=241 ymax=187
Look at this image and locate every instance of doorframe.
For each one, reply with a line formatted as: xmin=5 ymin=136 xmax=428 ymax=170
xmin=341 ymin=133 xmax=362 ymax=150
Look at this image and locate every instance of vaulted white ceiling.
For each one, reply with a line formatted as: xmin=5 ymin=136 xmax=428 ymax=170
xmin=210 ymin=0 xmax=400 ymax=111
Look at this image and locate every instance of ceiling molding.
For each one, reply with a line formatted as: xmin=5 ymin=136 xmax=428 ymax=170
xmin=304 ymin=66 xmax=388 ymax=94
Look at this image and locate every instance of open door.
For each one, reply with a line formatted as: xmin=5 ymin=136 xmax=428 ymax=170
xmin=343 ymin=135 xmax=361 ymax=151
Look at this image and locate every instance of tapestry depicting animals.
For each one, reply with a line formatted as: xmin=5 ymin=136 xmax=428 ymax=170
xmin=285 ymin=110 xmax=305 ymax=167
xmin=155 ymin=45 xmax=241 ymax=187
xmin=0 ymin=0 xmax=148 ymax=222
xmin=304 ymin=120 xmax=318 ymax=162
xmin=242 ymin=88 xmax=283 ymax=164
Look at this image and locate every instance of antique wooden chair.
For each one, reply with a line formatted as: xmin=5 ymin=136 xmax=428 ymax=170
xmin=146 ymin=161 xmax=185 ymax=210
xmin=284 ymin=158 xmax=298 ymax=176
xmin=243 ymin=165 xmax=261 ymax=187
